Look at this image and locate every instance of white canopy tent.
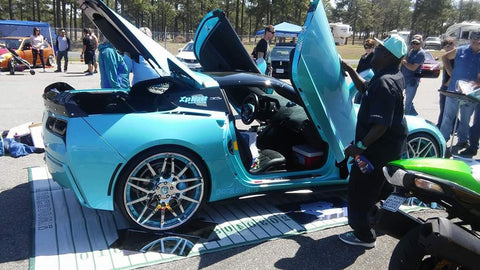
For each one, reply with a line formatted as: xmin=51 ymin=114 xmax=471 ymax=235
xmin=255 ymin=22 xmax=302 ymax=37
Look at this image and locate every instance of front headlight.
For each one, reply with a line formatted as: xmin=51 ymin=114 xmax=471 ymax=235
xmin=414 ymin=178 xmax=444 ymax=193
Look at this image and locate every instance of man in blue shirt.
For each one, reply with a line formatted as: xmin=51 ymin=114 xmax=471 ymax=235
xmin=401 ymin=35 xmax=426 ymax=116
xmin=440 ymin=31 xmax=480 ymax=156
xmin=54 ymin=29 xmax=70 ymax=72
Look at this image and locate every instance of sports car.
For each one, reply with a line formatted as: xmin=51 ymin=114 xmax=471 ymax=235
xmin=42 ymin=0 xmax=446 ymax=232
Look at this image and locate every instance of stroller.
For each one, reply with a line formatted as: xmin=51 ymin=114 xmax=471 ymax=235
xmin=6 ymin=47 xmax=35 ymax=75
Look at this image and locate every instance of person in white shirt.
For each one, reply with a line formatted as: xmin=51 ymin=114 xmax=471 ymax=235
xmin=30 ymin=27 xmax=46 ymax=72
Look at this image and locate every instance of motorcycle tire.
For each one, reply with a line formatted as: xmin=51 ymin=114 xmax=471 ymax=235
xmin=389 ymin=226 xmax=428 ymax=270
xmin=389 ymin=226 xmax=461 ymax=270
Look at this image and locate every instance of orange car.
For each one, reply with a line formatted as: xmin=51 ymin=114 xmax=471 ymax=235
xmin=0 ymin=36 xmax=55 ymax=70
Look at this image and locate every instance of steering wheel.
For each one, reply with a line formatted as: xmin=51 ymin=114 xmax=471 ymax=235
xmin=241 ymin=93 xmax=259 ymax=125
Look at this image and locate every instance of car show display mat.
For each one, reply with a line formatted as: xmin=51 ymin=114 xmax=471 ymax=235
xmin=29 ymin=166 xmax=424 ymax=270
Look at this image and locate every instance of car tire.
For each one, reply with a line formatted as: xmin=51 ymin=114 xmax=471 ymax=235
xmin=406 ymin=132 xmax=441 ymax=158
xmin=47 ymin=55 xmax=56 ymax=68
xmin=115 ymin=146 xmax=209 ymax=232
xmin=8 ymin=58 xmax=15 ymax=75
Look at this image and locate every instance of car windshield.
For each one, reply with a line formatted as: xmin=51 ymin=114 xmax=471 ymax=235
xmin=0 ymin=38 xmax=22 ymax=49
xmin=426 ymin=37 xmax=439 ymax=41
xmin=271 ymin=47 xmax=293 ymax=58
xmin=183 ymin=42 xmax=194 ymax=52
xmin=424 ymin=51 xmax=435 ymax=61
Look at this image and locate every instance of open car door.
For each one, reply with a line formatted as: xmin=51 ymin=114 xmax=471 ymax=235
xmin=291 ymin=1 xmax=356 ymax=162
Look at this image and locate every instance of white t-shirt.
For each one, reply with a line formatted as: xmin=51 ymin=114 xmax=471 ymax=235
xmin=30 ymin=34 xmax=45 ymax=50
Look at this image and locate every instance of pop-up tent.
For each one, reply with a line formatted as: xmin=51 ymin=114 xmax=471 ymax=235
xmin=255 ymin=22 xmax=302 ymax=37
xmin=0 ymin=20 xmax=55 ymax=45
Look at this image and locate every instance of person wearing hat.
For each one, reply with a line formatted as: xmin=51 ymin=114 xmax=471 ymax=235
xmin=339 ymin=34 xmax=408 ymax=248
xmin=401 ymin=35 xmax=426 ymax=116
xmin=440 ymin=31 xmax=480 ymax=157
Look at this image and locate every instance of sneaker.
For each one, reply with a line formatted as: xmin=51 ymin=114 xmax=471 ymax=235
xmin=338 ymin=231 xmax=375 ymax=248
xmin=459 ymin=147 xmax=477 ymax=157
xmin=83 ymin=70 xmax=89 ymax=73
xmin=94 ymin=70 xmax=98 ymax=73
xmin=54 ymin=69 xmax=61 ymax=73
xmin=86 ymin=72 xmax=94 ymax=76
xmin=452 ymin=141 xmax=470 ymax=154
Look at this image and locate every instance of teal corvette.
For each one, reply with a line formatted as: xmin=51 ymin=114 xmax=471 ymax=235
xmin=42 ymin=0 xmax=446 ymax=232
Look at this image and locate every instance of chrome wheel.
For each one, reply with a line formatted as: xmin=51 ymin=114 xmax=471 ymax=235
xmin=406 ymin=133 xmax=440 ymax=158
xmin=117 ymin=147 xmax=206 ymax=231
xmin=140 ymin=236 xmax=194 ymax=256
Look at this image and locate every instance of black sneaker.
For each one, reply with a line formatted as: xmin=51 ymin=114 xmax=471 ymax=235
xmin=54 ymin=69 xmax=61 ymax=72
xmin=459 ymin=147 xmax=477 ymax=157
xmin=338 ymin=231 xmax=375 ymax=248
xmin=452 ymin=141 xmax=470 ymax=154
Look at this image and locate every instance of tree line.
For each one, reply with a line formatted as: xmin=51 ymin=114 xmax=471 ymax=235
xmin=0 ymin=0 xmax=479 ymax=42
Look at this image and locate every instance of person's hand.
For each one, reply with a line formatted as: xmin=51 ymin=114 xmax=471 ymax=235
xmin=343 ymin=144 xmax=364 ymax=158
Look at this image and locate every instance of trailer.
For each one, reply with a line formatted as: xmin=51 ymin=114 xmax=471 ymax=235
xmin=329 ymin=23 xmax=352 ymax=45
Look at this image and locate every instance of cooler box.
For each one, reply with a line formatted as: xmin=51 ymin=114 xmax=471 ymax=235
xmin=293 ymin=144 xmax=323 ymax=168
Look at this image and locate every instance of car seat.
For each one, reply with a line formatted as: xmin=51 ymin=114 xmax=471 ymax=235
xmin=235 ymin=130 xmax=286 ymax=173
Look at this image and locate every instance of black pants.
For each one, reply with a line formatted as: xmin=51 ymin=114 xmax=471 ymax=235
xmin=347 ymin=159 xmax=393 ymax=243
xmin=32 ymin=48 xmax=45 ymax=69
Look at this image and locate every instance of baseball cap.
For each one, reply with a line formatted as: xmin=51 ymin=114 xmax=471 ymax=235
xmin=410 ymin=38 xmax=421 ymax=44
xmin=374 ymin=34 xmax=407 ymax=59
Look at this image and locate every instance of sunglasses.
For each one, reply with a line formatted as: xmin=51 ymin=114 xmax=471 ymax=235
xmin=410 ymin=42 xmax=420 ymax=45
xmin=364 ymin=45 xmax=373 ymax=49
xmin=268 ymin=30 xmax=275 ymax=34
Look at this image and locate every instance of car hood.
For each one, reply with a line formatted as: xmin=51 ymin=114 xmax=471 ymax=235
xmin=176 ymin=51 xmax=196 ymax=60
xmin=78 ymin=0 xmax=215 ymax=89
xmin=194 ymin=2 xmax=355 ymax=162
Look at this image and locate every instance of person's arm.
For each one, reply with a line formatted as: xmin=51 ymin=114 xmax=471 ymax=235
xmin=401 ymin=60 xmax=421 ymax=71
xmin=341 ymin=59 xmax=367 ymax=93
xmin=344 ymin=124 xmax=388 ymax=157
xmin=442 ymin=48 xmax=457 ymax=77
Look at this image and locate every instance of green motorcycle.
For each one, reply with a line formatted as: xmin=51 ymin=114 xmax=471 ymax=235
xmin=371 ymin=158 xmax=480 ymax=269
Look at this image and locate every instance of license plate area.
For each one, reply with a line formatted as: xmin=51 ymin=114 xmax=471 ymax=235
xmin=382 ymin=194 xmax=406 ymax=212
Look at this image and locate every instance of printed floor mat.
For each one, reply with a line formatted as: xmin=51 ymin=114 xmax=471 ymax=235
xmin=29 ymin=166 xmax=424 ymax=270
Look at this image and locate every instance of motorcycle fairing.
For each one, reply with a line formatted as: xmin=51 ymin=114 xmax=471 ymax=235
xmin=389 ymin=158 xmax=480 ymax=194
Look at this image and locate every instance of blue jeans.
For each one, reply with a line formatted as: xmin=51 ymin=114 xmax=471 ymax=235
xmin=440 ymin=96 xmax=475 ymax=143
xmin=468 ymin=103 xmax=480 ymax=150
xmin=404 ymin=77 xmax=419 ymax=115
xmin=56 ymin=50 xmax=68 ymax=71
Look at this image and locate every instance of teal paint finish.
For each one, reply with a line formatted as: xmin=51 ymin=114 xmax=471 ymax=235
xmin=292 ymin=1 xmax=356 ymax=162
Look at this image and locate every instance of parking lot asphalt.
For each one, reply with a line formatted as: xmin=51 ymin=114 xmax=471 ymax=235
xmin=0 ymin=62 xmax=473 ymax=270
